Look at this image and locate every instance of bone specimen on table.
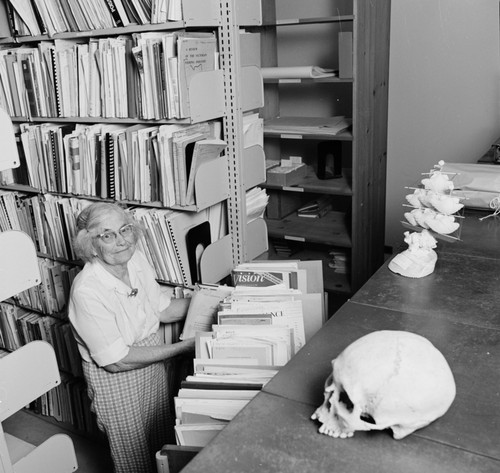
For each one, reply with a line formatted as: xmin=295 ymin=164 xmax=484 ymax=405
xmin=311 ymin=330 xmax=456 ymax=440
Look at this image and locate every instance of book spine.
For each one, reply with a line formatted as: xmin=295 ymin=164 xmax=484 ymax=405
xmin=94 ymin=133 xmax=102 ymax=197
xmin=29 ymin=0 xmax=48 ymax=35
xmin=68 ymin=136 xmax=81 ymax=194
xmin=106 ymin=133 xmax=116 ymax=199
xmin=4 ymin=1 xmax=19 ymax=37
xmin=5 ymin=54 xmax=22 ymax=116
xmin=103 ymin=0 xmax=124 ymax=28
xmin=20 ymin=58 xmax=38 ymax=117
xmin=124 ymin=37 xmax=138 ymax=118
xmin=49 ymin=129 xmax=61 ymax=192
xmin=165 ymin=217 xmax=189 ymax=286
xmin=55 ymin=0 xmax=78 ymax=31
xmin=100 ymin=132 xmax=108 ymax=198
xmin=131 ymin=0 xmax=150 ymax=24
xmin=25 ymin=199 xmax=40 ymax=251
xmin=172 ymin=139 xmax=181 ymax=206
xmin=121 ymin=0 xmax=141 ymax=25
xmin=49 ymin=47 xmax=63 ymax=117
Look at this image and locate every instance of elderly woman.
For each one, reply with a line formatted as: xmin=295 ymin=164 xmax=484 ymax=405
xmin=68 ymin=202 xmax=194 ymax=473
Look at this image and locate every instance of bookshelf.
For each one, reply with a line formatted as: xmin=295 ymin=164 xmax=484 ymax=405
xmin=257 ymin=0 xmax=391 ymax=298
xmin=0 ymin=0 xmax=268 ymax=435
xmin=0 ymin=230 xmax=78 ymax=472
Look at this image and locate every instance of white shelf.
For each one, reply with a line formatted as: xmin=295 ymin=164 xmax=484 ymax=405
xmin=0 ymin=231 xmax=40 ymax=302
xmin=242 ymin=145 xmax=266 ymax=190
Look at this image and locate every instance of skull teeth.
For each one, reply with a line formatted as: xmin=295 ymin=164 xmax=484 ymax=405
xmin=318 ymin=423 xmax=354 ymax=439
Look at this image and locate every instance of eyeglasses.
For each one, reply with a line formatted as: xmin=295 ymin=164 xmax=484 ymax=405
xmin=94 ymin=223 xmax=135 ymax=244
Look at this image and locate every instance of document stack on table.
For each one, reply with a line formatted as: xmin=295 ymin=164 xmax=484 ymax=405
xmin=173 ymin=260 xmax=326 ymax=447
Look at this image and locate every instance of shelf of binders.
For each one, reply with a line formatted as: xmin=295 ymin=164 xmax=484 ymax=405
xmin=0 ymin=21 xmax=185 ymax=44
xmin=1 ymin=155 xmax=230 ymax=213
xmin=0 ymin=0 xmax=266 ymax=43
xmin=0 ymin=0 xmax=264 ymax=39
xmin=0 ymin=143 xmax=267 ymax=287
xmin=6 ymin=69 xmax=221 ymax=124
xmin=0 ymin=13 xmax=263 ymax=124
xmin=0 ymin=301 xmax=84 ymax=376
xmin=1 ymin=124 xmax=265 ymax=203
xmin=0 ymin=187 xmax=259 ymax=287
xmin=6 ymin=65 xmax=262 ymax=125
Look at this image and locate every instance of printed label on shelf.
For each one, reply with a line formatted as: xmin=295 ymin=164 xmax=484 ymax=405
xmin=276 ymin=19 xmax=299 ymax=25
xmin=280 ymin=134 xmax=302 ymax=140
xmin=284 ymin=235 xmax=305 ymax=242
xmin=282 ymin=186 xmax=304 ymax=192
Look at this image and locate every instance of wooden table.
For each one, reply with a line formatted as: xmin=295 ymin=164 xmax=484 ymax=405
xmin=180 ymin=210 xmax=500 ymax=473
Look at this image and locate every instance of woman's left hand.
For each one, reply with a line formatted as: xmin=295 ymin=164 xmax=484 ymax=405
xmin=160 ymin=298 xmax=191 ymax=324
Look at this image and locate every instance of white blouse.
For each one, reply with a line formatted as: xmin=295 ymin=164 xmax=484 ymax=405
xmin=68 ymin=250 xmax=171 ymax=366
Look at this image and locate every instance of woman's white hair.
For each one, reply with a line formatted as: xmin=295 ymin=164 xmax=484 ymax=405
xmin=73 ymin=202 xmax=143 ymax=263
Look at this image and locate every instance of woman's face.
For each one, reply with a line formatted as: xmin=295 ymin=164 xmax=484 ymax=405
xmin=91 ymin=211 xmax=136 ymax=267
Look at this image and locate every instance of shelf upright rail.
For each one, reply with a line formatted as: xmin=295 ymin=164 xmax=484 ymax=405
xmin=218 ymin=0 xmax=248 ymax=266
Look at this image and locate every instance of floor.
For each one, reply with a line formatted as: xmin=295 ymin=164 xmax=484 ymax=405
xmin=3 ymin=409 xmax=114 ymax=473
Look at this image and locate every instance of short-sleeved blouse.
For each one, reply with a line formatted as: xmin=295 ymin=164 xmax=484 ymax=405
xmin=68 ymin=250 xmax=171 ymax=366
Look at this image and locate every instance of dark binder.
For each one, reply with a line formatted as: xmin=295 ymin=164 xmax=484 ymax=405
xmin=56 ymin=200 xmax=72 ymax=257
xmin=148 ymin=132 xmax=160 ymax=202
xmin=185 ymin=220 xmax=211 ymax=285
xmin=28 ymin=0 xmax=47 ymax=34
xmin=152 ymin=41 xmax=166 ymax=118
xmin=180 ymin=380 xmax=263 ymax=391
xmin=120 ymin=0 xmax=142 ymax=24
xmin=94 ymin=132 xmax=103 ymax=197
xmin=4 ymin=1 xmax=19 ymax=37
xmin=56 ymin=0 xmax=79 ymax=31
xmin=48 ymin=128 xmax=60 ymax=192
xmin=50 ymin=124 xmax=73 ymax=193
xmin=106 ymin=132 xmax=116 ymax=200
xmin=49 ymin=47 xmax=63 ymax=117
xmin=135 ymin=0 xmax=152 ymax=19
xmin=165 ymin=210 xmax=210 ymax=286
xmin=99 ymin=131 xmax=108 ymax=199
xmin=103 ymin=0 xmax=124 ymax=27
xmin=4 ymin=53 xmax=22 ymax=116
xmin=124 ymin=37 xmax=139 ymax=118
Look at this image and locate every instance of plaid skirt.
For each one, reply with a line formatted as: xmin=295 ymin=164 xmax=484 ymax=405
xmin=82 ymin=332 xmax=175 ymax=473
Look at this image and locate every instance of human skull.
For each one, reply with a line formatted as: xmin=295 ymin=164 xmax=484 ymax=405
xmin=311 ymin=330 xmax=456 ymax=440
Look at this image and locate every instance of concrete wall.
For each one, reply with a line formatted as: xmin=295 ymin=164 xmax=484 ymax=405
xmin=386 ymin=0 xmax=500 ymax=250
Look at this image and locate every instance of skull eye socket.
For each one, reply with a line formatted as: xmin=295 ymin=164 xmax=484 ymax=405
xmin=360 ymin=412 xmax=376 ymax=424
xmin=338 ymin=388 xmax=354 ymax=413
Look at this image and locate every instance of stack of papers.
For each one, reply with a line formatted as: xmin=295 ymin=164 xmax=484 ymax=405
xmin=261 ymin=66 xmax=337 ymax=80
xmin=174 ymin=260 xmax=325 ymax=447
xmin=265 ymin=116 xmax=352 ymax=136
xmin=246 ymin=187 xmax=269 ymax=224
